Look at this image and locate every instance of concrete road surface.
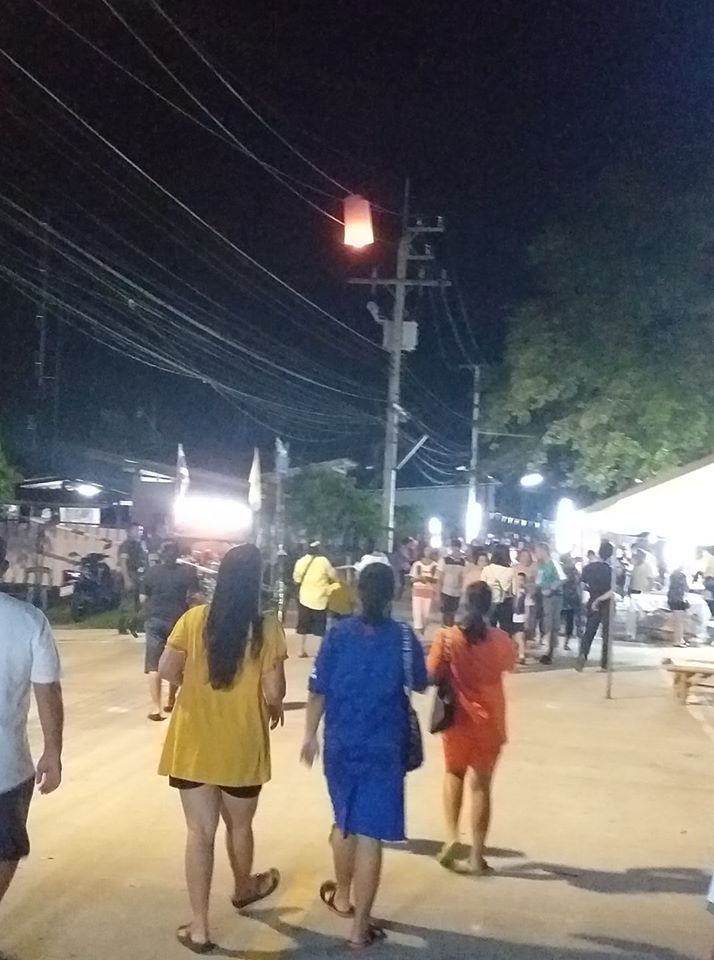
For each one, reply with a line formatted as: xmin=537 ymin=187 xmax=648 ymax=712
xmin=2 ymin=630 xmax=714 ymax=960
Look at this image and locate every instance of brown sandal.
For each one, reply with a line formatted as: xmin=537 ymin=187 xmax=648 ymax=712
xmin=347 ymin=925 xmax=387 ymax=950
xmin=320 ymin=880 xmax=354 ymax=918
xmin=232 ymin=868 xmax=280 ymax=909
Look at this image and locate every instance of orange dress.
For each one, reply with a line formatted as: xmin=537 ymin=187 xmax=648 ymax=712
xmin=427 ymin=626 xmax=515 ymax=775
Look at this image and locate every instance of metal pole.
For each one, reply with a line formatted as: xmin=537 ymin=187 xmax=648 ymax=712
xmin=469 ymin=363 xmax=481 ymax=522
xmin=381 ymin=180 xmax=410 ymax=553
xmin=274 ymin=437 xmax=289 ymax=621
xmin=606 ymin=544 xmax=617 ymax=699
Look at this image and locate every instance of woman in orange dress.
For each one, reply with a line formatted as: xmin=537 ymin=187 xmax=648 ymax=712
xmin=427 ymin=581 xmax=515 ymax=875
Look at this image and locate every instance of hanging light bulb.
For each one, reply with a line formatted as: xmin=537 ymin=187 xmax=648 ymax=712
xmin=343 ymin=194 xmax=374 ymax=248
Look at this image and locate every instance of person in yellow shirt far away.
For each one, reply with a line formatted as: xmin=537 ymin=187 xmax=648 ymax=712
xmin=292 ymin=541 xmax=338 ymax=658
xmin=158 ymin=543 xmax=287 ymax=954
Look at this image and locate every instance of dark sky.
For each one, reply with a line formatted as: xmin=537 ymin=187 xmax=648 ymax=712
xmin=1 ymin=0 xmax=712 ymax=479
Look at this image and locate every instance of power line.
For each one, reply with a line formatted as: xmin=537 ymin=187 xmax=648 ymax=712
xmin=0 ymin=43 xmax=384 ymax=353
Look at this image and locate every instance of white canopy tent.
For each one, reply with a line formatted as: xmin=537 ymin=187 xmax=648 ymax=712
xmin=579 ymin=452 xmax=714 ymax=548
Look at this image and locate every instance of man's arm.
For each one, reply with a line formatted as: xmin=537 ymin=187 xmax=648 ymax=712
xmin=33 ymin=682 xmax=64 ymax=794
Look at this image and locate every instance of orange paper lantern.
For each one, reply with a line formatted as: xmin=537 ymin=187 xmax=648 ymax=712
xmin=343 ymin=194 xmax=374 ymax=248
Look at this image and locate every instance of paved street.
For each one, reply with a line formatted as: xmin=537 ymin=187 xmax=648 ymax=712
xmin=3 ymin=630 xmax=714 ymax=960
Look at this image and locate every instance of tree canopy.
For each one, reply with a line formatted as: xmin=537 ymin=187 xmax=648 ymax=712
xmin=495 ymin=165 xmax=714 ymax=495
xmin=0 ymin=437 xmax=18 ymax=503
xmin=287 ymin=468 xmax=381 ymax=547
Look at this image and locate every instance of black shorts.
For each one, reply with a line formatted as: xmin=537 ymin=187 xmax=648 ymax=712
xmin=144 ymin=617 xmax=173 ymax=673
xmin=441 ymin=593 xmax=460 ymax=615
xmin=296 ymin=603 xmax=327 ymax=637
xmin=0 ymin=777 xmax=34 ymax=862
xmin=169 ymin=777 xmax=262 ymax=799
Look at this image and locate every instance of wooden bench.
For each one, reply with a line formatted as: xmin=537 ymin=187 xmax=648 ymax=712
xmin=663 ymin=659 xmax=714 ymax=704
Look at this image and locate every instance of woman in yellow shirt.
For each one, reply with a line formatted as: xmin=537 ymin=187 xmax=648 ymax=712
xmin=158 ymin=543 xmax=287 ymax=954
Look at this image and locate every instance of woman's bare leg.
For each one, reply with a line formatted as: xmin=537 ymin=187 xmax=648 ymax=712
xmin=468 ymin=769 xmax=493 ymax=874
xmin=350 ymin=835 xmax=382 ymax=945
xmin=438 ymin=771 xmax=464 ymax=868
xmin=330 ymin=826 xmax=356 ymax=914
xmin=221 ymin=793 xmax=259 ymax=903
xmin=672 ymin=609 xmax=686 ymax=646
xmin=179 ymin=785 xmax=222 ymax=945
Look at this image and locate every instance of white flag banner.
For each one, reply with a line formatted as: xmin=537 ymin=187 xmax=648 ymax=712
xmin=248 ymin=447 xmax=262 ymax=512
xmin=176 ymin=443 xmax=190 ymax=499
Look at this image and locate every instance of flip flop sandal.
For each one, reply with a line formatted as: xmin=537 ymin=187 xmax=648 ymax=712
xmin=320 ymin=880 xmax=354 ymax=918
xmin=232 ymin=868 xmax=281 ymax=910
xmin=176 ymin=926 xmax=215 ymax=954
xmin=347 ymin=925 xmax=387 ymax=951
xmin=436 ymin=841 xmax=459 ymax=869
xmin=147 ymin=712 xmax=165 ymax=722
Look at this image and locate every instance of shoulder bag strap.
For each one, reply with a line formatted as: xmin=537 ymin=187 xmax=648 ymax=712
xmin=296 ymin=554 xmax=317 ymax=585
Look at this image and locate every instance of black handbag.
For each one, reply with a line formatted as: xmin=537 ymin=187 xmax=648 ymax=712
xmin=429 ymin=636 xmax=455 ymax=734
xmin=400 ymin=623 xmax=424 ymax=772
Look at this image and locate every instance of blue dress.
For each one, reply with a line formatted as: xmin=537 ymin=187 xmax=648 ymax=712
xmin=309 ymin=615 xmax=427 ymax=842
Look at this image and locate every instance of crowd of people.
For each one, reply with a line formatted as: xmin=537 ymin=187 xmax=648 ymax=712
xmin=2 ymin=525 xmax=709 ymax=954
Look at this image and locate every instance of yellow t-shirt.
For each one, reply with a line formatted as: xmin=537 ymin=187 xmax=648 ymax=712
xmin=293 ymin=554 xmax=337 ymax=611
xmin=158 ymin=604 xmax=286 ymax=787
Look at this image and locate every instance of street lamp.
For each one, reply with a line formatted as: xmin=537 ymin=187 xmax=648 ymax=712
xmin=520 ymin=471 xmax=544 ymax=489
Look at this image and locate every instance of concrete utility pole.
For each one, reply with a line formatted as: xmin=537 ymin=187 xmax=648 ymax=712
xmin=349 ymin=182 xmax=450 ymax=552
xmin=461 ymin=362 xmax=481 ymax=525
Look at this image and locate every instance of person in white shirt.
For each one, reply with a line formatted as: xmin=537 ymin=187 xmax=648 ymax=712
xmin=0 ymin=536 xmax=63 ymax=905
xmin=628 ymin=548 xmax=656 ymax=594
xmin=482 ymin=544 xmax=516 ymax=634
xmin=354 ymin=540 xmax=391 ymax=575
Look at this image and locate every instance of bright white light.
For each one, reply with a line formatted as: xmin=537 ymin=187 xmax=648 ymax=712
xmin=174 ymin=494 xmax=253 ymax=538
xmin=554 ymin=497 xmax=578 ymax=555
xmin=664 ymin=537 xmax=696 ymax=572
xmin=428 ymin=516 xmax=443 ymax=551
xmin=647 ymin=532 xmax=658 ymax=546
xmin=75 ymin=483 xmax=101 ymax=498
xmin=465 ymin=489 xmax=483 ymax=543
xmin=520 ymin=472 xmax=544 ymax=489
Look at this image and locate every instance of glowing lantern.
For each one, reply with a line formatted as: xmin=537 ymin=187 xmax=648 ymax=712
xmin=343 ymin=194 xmax=374 ymax=248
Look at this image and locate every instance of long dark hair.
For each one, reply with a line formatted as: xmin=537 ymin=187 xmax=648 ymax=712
xmin=358 ymin=562 xmax=395 ymax=624
xmin=458 ymin=581 xmax=492 ymax=645
xmin=490 ymin=544 xmax=512 ymax=567
xmin=204 ymin=543 xmax=264 ymax=689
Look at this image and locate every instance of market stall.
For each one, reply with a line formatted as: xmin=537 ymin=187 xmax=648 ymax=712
xmin=579 ymin=452 xmax=714 ymax=645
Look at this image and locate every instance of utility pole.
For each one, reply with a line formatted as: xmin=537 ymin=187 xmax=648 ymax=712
xmin=35 ymin=217 xmax=50 ymax=391
xmin=273 ymin=436 xmax=289 ymax=621
xmin=461 ymin=362 xmax=481 ymax=525
xmin=349 ymin=182 xmax=450 ymax=552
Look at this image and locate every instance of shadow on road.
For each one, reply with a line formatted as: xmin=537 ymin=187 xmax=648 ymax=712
xmin=401 ymin=837 xmax=524 ymax=860
xmin=217 ymin=906 xmax=700 ymax=959
xmin=498 ymin=862 xmax=708 ymax=895
xmin=283 ymin=701 xmax=307 ymax=712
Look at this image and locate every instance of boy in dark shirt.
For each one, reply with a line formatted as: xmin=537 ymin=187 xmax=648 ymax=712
xmin=577 ymin=541 xmax=614 ymax=671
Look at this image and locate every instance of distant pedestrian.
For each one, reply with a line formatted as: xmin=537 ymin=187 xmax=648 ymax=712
xmin=438 ymin=538 xmax=466 ymax=627
xmin=668 ymin=567 xmax=690 ymax=647
xmin=141 ymin=541 xmax=200 ymax=721
xmin=0 ymin=536 xmax=63 ymax=906
xmin=293 ymin=541 xmax=338 ymax=658
xmin=409 ymin=547 xmax=439 ymax=637
xmin=158 ymin=543 xmax=286 ymax=953
xmin=428 ymin=581 xmax=516 ymax=875
xmin=512 ymin=572 xmax=528 ymax=664
xmin=301 ymin=563 xmax=427 ymax=949
xmin=561 ymin=555 xmax=583 ymax=652
xmin=535 ymin=543 xmax=565 ymax=665
xmin=354 ymin=540 xmax=390 ymax=574
xmin=512 ymin=547 xmax=537 ymax=642
xmin=462 ymin=545 xmax=489 ymax=592
xmin=577 ymin=540 xmax=615 ymax=671
xmin=482 ymin=544 xmax=514 ymax=634
xmin=629 ymin=548 xmax=656 ymax=595
xmin=117 ymin=522 xmax=147 ymax=637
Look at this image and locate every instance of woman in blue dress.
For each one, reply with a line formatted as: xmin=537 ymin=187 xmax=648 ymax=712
xmin=301 ymin=562 xmax=427 ymax=949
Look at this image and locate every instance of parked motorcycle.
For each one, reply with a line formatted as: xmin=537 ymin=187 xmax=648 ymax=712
xmin=67 ymin=552 xmax=121 ymax=621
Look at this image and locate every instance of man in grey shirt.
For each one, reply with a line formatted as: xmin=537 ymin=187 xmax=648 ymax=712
xmin=438 ymin=538 xmax=466 ymax=627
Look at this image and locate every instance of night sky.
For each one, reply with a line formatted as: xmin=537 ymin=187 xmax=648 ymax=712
xmin=1 ymin=0 xmax=712 ymax=481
